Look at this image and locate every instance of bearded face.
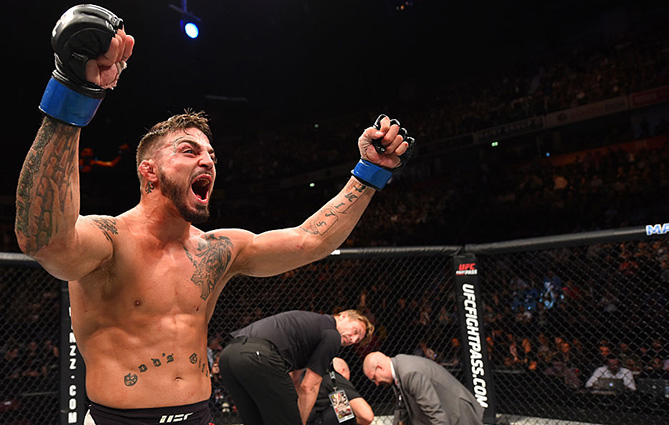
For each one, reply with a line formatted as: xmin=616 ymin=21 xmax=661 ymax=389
xmin=158 ymin=170 xmax=210 ymax=224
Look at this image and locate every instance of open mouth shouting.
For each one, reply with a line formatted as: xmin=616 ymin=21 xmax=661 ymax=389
xmin=190 ymin=174 xmax=213 ymax=204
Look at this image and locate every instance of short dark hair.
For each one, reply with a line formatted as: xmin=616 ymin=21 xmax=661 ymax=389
xmin=136 ymin=109 xmax=213 ymax=170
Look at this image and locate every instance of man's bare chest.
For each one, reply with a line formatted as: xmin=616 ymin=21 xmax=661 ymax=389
xmin=114 ymin=233 xmax=235 ymax=303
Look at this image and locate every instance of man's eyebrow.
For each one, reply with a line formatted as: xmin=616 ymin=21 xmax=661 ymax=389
xmin=174 ymin=138 xmax=216 ymax=156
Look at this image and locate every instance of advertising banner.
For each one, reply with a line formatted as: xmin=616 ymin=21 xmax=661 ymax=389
xmin=453 ymin=254 xmax=497 ymax=423
xmin=545 ymin=96 xmax=628 ymax=128
xmin=59 ymin=283 xmax=87 ymax=425
xmin=474 ymin=116 xmax=544 ymax=144
xmin=629 ymin=85 xmax=669 ymax=108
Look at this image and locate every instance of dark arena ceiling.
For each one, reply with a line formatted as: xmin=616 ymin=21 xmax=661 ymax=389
xmin=5 ymin=0 xmax=667 ymax=188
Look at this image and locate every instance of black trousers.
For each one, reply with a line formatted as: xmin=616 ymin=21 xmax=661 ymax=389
xmin=219 ymin=337 xmax=300 ymax=425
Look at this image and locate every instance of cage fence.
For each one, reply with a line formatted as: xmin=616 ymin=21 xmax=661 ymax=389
xmin=0 ymin=263 xmax=61 ymax=425
xmin=0 ymin=229 xmax=667 ymax=425
xmin=474 ymin=237 xmax=669 ymax=425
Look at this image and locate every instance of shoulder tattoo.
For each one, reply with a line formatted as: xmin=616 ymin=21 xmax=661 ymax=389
xmin=90 ymin=217 xmax=119 ymax=243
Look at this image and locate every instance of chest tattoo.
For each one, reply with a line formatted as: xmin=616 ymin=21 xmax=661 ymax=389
xmin=184 ymin=235 xmax=233 ymax=300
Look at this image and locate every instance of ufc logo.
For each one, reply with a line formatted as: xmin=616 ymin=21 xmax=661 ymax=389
xmin=458 ymin=263 xmax=476 ymax=271
xmin=159 ymin=413 xmax=193 ymax=423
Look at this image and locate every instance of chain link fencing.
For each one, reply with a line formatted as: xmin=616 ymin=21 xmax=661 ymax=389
xmin=1 ymin=229 xmax=667 ymax=425
xmin=470 ymin=232 xmax=669 ymax=425
xmin=0 ymin=260 xmax=60 ymax=425
xmin=209 ymin=248 xmax=457 ymax=424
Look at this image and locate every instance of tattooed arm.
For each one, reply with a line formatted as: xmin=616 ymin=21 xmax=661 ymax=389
xmin=15 ymin=117 xmax=115 ymax=280
xmin=229 ymin=117 xmax=411 ymax=278
xmin=229 ymin=177 xmax=375 ymax=278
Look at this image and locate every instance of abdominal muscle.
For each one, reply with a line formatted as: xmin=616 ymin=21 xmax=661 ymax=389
xmin=82 ymin=335 xmax=212 ymax=409
xmin=69 ymin=284 xmax=214 ymax=409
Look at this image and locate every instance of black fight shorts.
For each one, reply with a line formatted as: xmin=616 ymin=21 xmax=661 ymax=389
xmin=84 ymin=399 xmax=215 ymax=425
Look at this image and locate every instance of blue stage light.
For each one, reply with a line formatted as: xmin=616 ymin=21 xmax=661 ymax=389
xmin=169 ymin=1 xmax=201 ymax=39
xmin=184 ymin=22 xmax=199 ymax=39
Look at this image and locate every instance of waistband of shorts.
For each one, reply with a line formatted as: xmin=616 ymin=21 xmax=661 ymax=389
xmin=88 ymin=399 xmax=211 ymax=424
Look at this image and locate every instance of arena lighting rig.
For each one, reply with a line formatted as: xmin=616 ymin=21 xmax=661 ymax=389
xmin=168 ymin=0 xmax=202 ymax=39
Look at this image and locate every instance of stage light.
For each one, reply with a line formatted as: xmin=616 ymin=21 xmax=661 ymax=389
xmin=184 ymin=21 xmax=199 ymax=39
xmin=169 ymin=0 xmax=202 ymax=39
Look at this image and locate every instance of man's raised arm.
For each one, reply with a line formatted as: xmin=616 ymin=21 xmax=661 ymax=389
xmin=16 ymin=119 xmax=83 ymax=259
xmin=230 ymin=114 xmax=416 ymax=278
xmin=15 ymin=5 xmax=134 ymax=279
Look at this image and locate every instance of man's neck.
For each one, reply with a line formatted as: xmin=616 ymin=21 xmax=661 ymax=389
xmin=127 ymin=202 xmax=195 ymax=242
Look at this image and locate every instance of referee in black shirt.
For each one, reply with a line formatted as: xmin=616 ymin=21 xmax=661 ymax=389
xmin=219 ymin=310 xmax=374 ymax=425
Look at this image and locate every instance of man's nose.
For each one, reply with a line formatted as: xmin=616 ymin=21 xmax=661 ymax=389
xmin=199 ymin=153 xmax=215 ymax=168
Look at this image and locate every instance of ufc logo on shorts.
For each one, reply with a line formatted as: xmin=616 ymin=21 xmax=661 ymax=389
xmin=159 ymin=413 xmax=193 ymax=423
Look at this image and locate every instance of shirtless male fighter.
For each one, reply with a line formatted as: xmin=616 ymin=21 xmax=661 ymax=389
xmin=15 ymin=4 xmax=415 ymax=425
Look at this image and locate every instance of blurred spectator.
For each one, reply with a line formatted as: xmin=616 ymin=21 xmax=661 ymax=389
xmin=544 ymin=339 xmax=581 ymax=388
xmin=412 ymin=340 xmax=438 ymax=362
xmin=585 ymin=355 xmax=637 ymax=392
xmin=639 ymin=357 xmax=669 ymax=380
xmin=79 ymin=144 xmax=130 ymax=174
xmin=1 ymin=346 xmax=22 ymax=383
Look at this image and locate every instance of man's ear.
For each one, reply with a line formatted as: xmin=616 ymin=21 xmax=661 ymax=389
xmin=138 ymin=159 xmax=158 ymax=182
